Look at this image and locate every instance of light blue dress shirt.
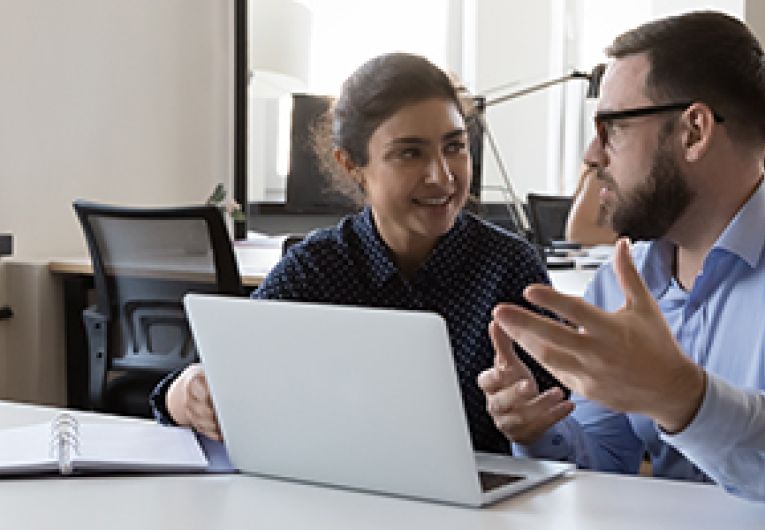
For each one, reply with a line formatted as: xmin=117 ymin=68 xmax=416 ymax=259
xmin=516 ymin=180 xmax=765 ymax=501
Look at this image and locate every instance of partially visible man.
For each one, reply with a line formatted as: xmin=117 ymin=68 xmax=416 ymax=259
xmin=479 ymin=11 xmax=765 ymax=501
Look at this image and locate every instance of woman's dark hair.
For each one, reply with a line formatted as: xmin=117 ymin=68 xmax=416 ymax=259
xmin=607 ymin=11 xmax=765 ymax=145
xmin=313 ymin=53 xmax=474 ymax=204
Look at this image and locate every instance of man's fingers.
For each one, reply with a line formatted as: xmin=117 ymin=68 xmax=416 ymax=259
xmin=492 ymin=304 xmax=591 ymax=370
xmin=477 ymin=366 xmax=502 ymax=394
xmin=491 ymin=388 xmax=574 ymax=443
xmin=521 ymin=284 xmax=608 ymax=332
xmin=613 ymin=238 xmax=653 ymax=311
xmin=486 ymin=378 xmax=536 ymax=415
xmin=488 ymin=320 xmax=528 ymax=373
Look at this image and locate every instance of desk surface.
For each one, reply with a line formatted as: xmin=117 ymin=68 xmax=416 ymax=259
xmin=49 ymin=248 xmax=596 ymax=295
xmin=48 ymin=247 xmax=282 ymax=288
xmin=0 ymin=401 xmax=762 ymax=530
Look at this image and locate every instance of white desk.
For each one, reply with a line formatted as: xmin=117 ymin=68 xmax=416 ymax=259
xmin=1 ymin=401 xmax=762 ymax=530
xmin=50 ymin=249 xmax=597 ymax=295
xmin=549 ymin=268 xmax=596 ymax=297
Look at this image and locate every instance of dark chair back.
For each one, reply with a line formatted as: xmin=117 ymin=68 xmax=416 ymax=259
xmin=526 ymin=194 xmax=573 ymax=247
xmin=73 ymin=200 xmax=244 ymax=417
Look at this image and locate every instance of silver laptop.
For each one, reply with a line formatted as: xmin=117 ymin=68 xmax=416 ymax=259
xmin=184 ymin=294 xmax=573 ymax=507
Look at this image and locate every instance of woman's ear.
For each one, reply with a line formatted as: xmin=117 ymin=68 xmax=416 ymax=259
xmin=334 ymin=148 xmax=364 ymax=187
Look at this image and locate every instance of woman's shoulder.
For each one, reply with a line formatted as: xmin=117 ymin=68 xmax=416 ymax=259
xmin=459 ymin=212 xmax=547 ymax=280
xmin=462 ymin=212 xmax=538 ymax=255
xmin=281 ymin=212 xmax=360 ymax=262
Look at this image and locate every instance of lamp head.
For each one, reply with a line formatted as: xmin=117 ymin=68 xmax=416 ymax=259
xmin=586 ymin=64 xmax=606 ymax=99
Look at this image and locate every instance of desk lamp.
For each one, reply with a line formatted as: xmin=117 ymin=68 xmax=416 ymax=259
xmin=477 ymin=64 xmax=605 ymax=239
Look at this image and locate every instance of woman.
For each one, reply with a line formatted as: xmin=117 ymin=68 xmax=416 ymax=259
xmin=152 ymin=53 xmax=563 ymax=453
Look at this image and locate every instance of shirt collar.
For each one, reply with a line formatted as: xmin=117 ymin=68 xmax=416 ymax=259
xmin=712 ymin=177 xmax=765 ymax=269
xmin=640 ymin=178 xmax=765 ymax=296
xmin=352 ymin=207 xmax=398 ymax=287
xmin=351 ymin=207 xmax=469 ymax=288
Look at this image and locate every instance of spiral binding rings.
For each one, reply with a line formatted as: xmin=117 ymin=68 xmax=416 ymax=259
xmin=49 ymin=413 xmax=80 ymax=475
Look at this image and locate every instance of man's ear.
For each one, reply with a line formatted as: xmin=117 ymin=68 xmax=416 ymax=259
xmin=334 ymin=148 xmax=364 ymax=186
xmin=681 ymin=103 xmax=716 ymax=163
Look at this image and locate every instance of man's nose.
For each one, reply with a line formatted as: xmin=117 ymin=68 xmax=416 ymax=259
xmin=583 ymin=136 xmax=608 ymax=169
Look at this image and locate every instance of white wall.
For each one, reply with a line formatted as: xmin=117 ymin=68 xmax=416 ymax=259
xmin=0 ymin=0 xmax=234 ymax=405
xmin=470 ymin=0 xmax=558 ymax=201
xmin=472 ymin=0 xmax=751 ymax=201
xmin=746 ymin=0 xmax=765 ymax=41
xmin=0 ymin=0 xmax=233 ymax=259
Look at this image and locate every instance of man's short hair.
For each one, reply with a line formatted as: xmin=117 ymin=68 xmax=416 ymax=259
xmin=608 ymin=11 xmax=765 ymax=145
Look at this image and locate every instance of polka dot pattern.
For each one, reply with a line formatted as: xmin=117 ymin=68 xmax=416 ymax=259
xmin=254 ymin=207 xmax=559 ymax=453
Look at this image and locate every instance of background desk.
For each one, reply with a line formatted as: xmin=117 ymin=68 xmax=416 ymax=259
xmin=49 ymin=249 xmax=594 ymax=409
xmin=1 ymin=400 xmax=763 ymax=529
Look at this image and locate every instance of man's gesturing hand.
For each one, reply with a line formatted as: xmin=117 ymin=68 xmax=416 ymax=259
xmin=477 ymin=321 xmax=574 ymax=444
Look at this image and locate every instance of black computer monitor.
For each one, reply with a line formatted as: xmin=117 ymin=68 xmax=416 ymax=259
xmin=285 ymin=94 xmax=484 ymax=215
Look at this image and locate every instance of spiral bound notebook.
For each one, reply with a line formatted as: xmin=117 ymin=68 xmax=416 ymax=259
xmin=0 ymin=413 xmax=210 ymax=476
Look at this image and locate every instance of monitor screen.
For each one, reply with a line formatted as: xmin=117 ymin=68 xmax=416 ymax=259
xmin=285 ymin=94 xmax=484 ymax=215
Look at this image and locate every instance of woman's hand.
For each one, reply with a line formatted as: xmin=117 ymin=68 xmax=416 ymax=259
xmin=166 ymin=363 xmax=223 ymax=441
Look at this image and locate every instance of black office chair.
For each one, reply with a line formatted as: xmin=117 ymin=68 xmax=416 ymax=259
xmin=526 ymin=193 xmax=573 ymax=247
xmin=73 ymin=201 xmax=244 ymax=418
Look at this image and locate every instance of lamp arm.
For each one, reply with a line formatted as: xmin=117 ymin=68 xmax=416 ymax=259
xmin=477 ymin=69 xmax=595 ymax=239
xmin=484 ymin=71 xmax=590 ymax=107
xmin=476 ymin=114 xmax=531 ymax=235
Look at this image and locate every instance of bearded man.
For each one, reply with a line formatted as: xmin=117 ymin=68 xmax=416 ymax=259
xmin=479 ymin=11 xmax=765 ymax=501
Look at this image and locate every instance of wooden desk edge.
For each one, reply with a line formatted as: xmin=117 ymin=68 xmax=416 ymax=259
xmin=48 ymin=259 xmax=266 ymax=287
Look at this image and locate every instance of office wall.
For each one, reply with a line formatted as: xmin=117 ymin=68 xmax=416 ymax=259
xmin=0 ymin=0 xmax=233 ymax=259
xmin=470 ymin=0 xmax=559 ymax=201
xmin=746 ymin=0 xmax=765 ymax=40
xmin=471 ymin=0 xmax=753 ymax=202
xmin=0 ymin=0 xmax=233 ymax=405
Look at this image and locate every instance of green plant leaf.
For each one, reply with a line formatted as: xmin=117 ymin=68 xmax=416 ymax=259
xmin=207 ymin=183 xmax=226 ymax=204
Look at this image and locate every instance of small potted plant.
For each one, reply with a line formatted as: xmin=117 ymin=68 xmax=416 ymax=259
xmin=206 ymin=183 xmax=246 ymax=222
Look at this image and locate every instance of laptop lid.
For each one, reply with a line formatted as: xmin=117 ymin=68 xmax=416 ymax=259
xmin=185 ymin=295 xmax=571 ymax=506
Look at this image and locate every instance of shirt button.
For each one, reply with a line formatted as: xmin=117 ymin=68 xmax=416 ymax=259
xmin=552 ymin=434 xmax=563 ymax=446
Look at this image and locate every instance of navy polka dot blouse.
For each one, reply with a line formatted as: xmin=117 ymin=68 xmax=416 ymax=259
xmin=253 ymin=207 xmax=562 ymax=454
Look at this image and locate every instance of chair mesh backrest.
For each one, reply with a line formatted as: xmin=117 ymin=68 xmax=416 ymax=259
xmin=526 ymin=194 xmax=573 ymax=247
xmin=75 ymin=203 xmax=242 ymax=373
xmin=91 ymin=216 xmax=216 ymax=280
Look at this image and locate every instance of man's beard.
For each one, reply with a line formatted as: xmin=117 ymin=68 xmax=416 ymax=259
xmin=604 ymin=129 xmax=695 ymax=241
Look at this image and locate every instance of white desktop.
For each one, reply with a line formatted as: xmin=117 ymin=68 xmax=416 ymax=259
xmin=0 ymin=401 xmax=762 ymax=529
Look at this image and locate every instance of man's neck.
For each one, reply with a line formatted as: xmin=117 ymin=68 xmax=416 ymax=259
xmin=671 ymin=175 xmax=762 ymax=291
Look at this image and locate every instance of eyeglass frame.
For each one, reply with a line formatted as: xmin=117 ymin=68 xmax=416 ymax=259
xmin=594 ymin=102 xmax=725 ymax=149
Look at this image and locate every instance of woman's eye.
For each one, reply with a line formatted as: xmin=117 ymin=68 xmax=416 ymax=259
xmin=444 ymin=141 xmax=467 ymax=155
xmin=398 ymin=147 xmax=421 ymax=159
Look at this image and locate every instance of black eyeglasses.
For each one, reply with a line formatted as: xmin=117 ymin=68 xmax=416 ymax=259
xmin=594 ymin=102 xmax=725 ymax=149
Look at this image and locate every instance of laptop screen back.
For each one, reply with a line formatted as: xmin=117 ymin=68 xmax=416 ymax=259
xmin=185 ymin=296 xmax=486 ymax=505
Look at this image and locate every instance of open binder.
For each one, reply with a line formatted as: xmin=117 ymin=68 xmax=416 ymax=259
xmin=0 ymin=412 xmax=210 ymax=476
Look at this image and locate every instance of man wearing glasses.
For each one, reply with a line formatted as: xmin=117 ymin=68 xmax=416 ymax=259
xmin=479 ymin=11 xmax=765 ymax=501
